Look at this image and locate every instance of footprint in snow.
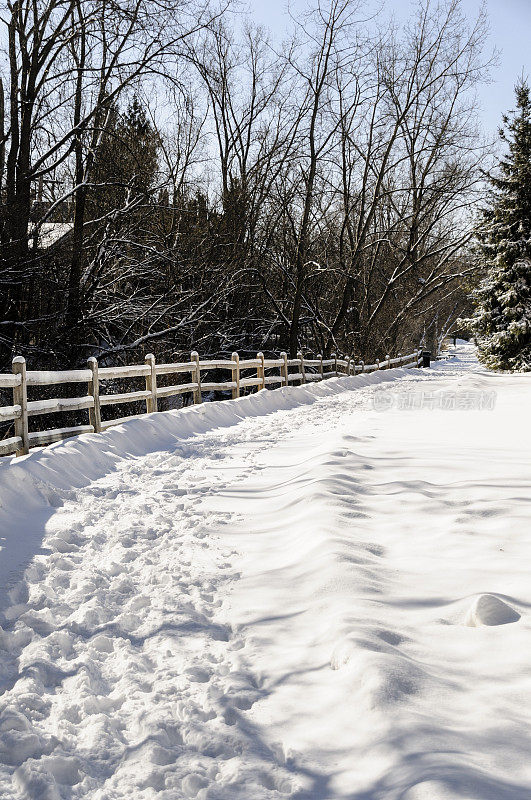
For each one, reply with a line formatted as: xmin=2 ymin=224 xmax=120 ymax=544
xmin=185 ymin=666 xmax=211 ymax=683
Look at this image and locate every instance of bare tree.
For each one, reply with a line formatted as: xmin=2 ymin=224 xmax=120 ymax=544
xmin=0 ymin=0 xmax=492 ymax=382
xmin=0 ymin=0 xmax=221 ymax=361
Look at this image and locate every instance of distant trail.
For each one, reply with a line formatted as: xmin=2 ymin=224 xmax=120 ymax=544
xmin=1 ymin=343 xmax=530 ymax=799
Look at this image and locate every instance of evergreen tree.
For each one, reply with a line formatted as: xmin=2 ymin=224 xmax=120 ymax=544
xmin=89 ymin=96 xmax=159 ymax=218
xmin=464 ymin=81 xmax=531 ymax=370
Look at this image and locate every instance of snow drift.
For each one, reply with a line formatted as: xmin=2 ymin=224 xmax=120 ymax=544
xmin=1 ymin=344 xmax=530 ymax=799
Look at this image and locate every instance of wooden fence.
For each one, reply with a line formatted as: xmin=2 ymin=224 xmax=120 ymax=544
xmin=0 ymin=348 xmax=423 ymax=458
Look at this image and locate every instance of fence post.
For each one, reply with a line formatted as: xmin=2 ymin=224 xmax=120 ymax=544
xmin=386 ymin=353 xmax=391 ymax=369
xmin=231 ymin=352 xmax=240 ymax=398
xmin=257 ymin=352 xmax=265 ymax=390
xmin=360 ymin=360 xmax=365 ymax=373
xmin=376 ymin=358 xmax=380 ymax=371
xmin=12 ymin=357 xmax=29 ymax=456
xmin=398 ymin=352 xmax=402 ymax=366
xmin=345 ymin=355 xmax=351 ymax=376
xmin=87 ymin=357 xmax=102 ymax=433
xmin=298 ymin=351 xmax=306 ymax=384
xmin=281 ymin=352 xmax=289 ymax=386
xmin=145 ymin=354 xmax=158 ymax=413
xmin=331 ymin=353 xmax=337 ymax=376
xmin=191 ymin=351 xmax=202 ymax=404
xmin=318 ymin=354 xmax=324 ymax=381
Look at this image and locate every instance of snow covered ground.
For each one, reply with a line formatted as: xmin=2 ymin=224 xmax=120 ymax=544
xmin=1 ymin=342 xmax=530 ymax=800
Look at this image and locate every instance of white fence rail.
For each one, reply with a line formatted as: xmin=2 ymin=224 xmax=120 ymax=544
xmin=0 ymin=348 xmax=423 ymax=457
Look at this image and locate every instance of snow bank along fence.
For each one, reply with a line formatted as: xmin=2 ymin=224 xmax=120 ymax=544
xmin=0 ymin=348 xmax=423 ymax=458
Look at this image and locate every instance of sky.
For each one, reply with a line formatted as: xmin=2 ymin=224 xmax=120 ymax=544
xmin=247 ymin=0 xmax=531 ymax=141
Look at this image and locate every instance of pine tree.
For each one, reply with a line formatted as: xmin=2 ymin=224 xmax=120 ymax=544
xmin=464 ymin=81 xmax=531 ymax=370
xmin=89 ymin=96 xmax=159 ymax=218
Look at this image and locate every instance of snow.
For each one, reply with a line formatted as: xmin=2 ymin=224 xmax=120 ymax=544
xmin=28 ymin=223 xmax=74 ymax=250
xmin=1 ymin=342 xmax=530 ymax=799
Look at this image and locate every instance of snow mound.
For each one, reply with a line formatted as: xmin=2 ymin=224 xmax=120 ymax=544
xmin=465 ymin=594 xmax=520 ymax=627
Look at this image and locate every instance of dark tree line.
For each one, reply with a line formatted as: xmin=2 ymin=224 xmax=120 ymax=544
xmin=0 ymin=0 xmax=491 ymax=374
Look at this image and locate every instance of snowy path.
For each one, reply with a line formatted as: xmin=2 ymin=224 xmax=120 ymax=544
xmin=1 ymin=343 xmax=531 ymax=799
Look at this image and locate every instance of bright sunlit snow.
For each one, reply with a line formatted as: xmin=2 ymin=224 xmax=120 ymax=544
xmin=1 ymin=343 xmax=530 ymax=799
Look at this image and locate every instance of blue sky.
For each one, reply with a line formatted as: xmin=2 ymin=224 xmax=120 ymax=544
xmin=247 ymin=0 xmax=531 ymax=140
